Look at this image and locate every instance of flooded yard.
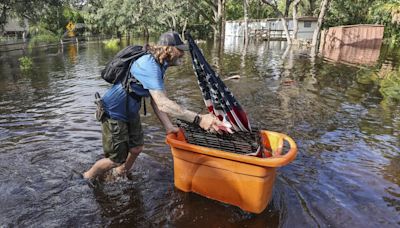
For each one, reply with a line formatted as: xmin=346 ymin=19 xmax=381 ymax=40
xmin=0 ymin=37 xmax=399 ymax=227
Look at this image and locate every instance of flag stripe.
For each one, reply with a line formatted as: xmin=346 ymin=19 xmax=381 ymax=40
xmin=186 ymin=32 xmax=251 ymax=132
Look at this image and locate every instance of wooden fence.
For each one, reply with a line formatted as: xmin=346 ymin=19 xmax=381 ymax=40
xmin=319 ymin=24 xmax=384 ymax=66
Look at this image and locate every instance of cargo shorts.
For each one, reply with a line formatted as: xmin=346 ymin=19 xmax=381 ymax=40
xmin=101 ymin=115 xmax=144 ymax=164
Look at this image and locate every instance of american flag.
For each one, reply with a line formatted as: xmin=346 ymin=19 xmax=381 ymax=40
xmin=185 ymin=32 xmax=251 ymax=132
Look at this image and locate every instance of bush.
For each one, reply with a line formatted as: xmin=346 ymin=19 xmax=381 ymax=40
xmin=19 ymin=56 xmax=33 ymax=71
xmin=28 ymin=24 xmax=60 ymax=47
xmin=29 ymin=34 xmax=59 ymax=47
xmin=103 ymin=38 xmax=120 ymax=50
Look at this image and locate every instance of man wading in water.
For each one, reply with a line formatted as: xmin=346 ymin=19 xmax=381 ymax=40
xmin=83 ymin=32 xmax=231 ymax=182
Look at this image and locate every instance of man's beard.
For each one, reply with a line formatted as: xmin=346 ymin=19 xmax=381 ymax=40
xmin=169 ymin=57 xmax=183 ymax=66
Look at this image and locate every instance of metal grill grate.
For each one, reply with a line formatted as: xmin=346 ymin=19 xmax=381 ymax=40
xmin=176 ymin=119 xmax=261 ymax=155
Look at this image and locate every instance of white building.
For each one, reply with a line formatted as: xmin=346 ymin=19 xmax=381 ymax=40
xmin=225 ymin=16 xmax=318 ymax=41
xmin=2 ymin=17 xmax=29 ymax=39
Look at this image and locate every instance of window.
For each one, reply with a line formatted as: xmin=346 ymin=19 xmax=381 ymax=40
xmin=304 ymin=21 xmax=312 ymax=28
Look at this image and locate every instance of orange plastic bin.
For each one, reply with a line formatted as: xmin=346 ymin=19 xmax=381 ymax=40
xmin=166 ymin=129 xmax=297 ymax=214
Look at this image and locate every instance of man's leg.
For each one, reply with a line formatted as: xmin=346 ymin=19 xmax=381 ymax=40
xmin=83 ymin=158 xmax=119 ymax=179
xmin=115 ymin=146 xmax=143 ymax=176
xmin=84 ymin=118 xmax=129 ymax=180
xmin=113 ymin=113 xmax=144 ymax=176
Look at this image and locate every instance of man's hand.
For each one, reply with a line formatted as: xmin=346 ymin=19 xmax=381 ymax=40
xmin=199 ymin=113 xmax=233 ymax=134
xmin=166 ymin=126 xmax=180 ymax=134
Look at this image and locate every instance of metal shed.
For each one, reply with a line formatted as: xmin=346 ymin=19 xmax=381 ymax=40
xmin=225 ymin=17 xmax=318 ymax=41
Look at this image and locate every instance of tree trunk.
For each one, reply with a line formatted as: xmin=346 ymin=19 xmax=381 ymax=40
xmin=261 ymin=0 xmax=292 ymax=44
xmin=284 ymin=0 xmax=292 ymax=17
xmin=143 ymin=26 xmax=149 ymax=44
xmin=243 ymin=0 xmax=249 ymax=43
xmin=212 ymin=25 xmax=219 ymax=43
xmin=182 ymin=18 xmax=188 ymax=38
xmin=311 ymin=0 xmax=330 ymax=55
xmin=280 ymin=17 xmax=292 ymax=45
xmin=292 ymin=0 xmax=301 ymax=40
xmin=166 ymin=20 xmax=172 ymax=30
xmin=309 ymin=0 xmax=317 ymax=16
xmin=218 ymin=0 xmax=226 ymax=41
xmin=171 ymin=15 xmax=176 ymax=31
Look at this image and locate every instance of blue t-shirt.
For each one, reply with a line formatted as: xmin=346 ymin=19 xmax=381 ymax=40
xmin=102 ymin=54 xmax=168 ymax=122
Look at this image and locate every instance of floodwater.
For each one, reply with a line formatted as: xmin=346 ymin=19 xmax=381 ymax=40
xmin=0 ymin=37 xmax=399 ymax=227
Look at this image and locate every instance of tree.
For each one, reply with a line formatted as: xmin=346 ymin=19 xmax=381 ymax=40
xmin=82 ymin=0 xmax=218 ymax=38
xmin=311 ymin=0 xmax=330 ymax=56
xmin=82 ymin=0 xmax=158 ymax=37
xmin=0 ymin=0 xmax=63 ymax=31
xmin=243 ymin=0 xmax=249 ymax=43
xmin=324 ymin=0 xmax=371 ymax=28
xmin=300 ymin=0 xmax=318 ymax=16
xmin=368 ymin=1 xmax=400 ymax=45
xmin=261 ymin=0 xmax=293 ymax=44
xmin=292 ymin=0 xmax=302 ymax=40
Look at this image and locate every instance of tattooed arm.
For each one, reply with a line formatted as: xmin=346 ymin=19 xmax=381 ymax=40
xmin=149 ymin=90 xmax=228 ymax=133
xmin=150 ymin=95 xmax=179 ymax=134
xmin=149 ymin=90 xmax=197 ymax=122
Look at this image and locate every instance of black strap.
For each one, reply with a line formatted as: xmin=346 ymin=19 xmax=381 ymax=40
xmin=126 ymin=87 xmax=130 ymax=122
xmin=143 ymin=97 xmax=147 ymax=116
xmin=123 ymin=47 xmax=148 ymax=120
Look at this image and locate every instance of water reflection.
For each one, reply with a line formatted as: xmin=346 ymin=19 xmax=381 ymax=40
xmin=66 ymin=43 xmax=78 ymax=64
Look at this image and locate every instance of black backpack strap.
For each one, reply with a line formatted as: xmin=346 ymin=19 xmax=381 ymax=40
xmin=143 ymin=97 xmax=147 ymax=116
xmin=126 ymin=90 xmax=130 ymax=122
xmin=123 ymin=46 xmax=153 ymax=119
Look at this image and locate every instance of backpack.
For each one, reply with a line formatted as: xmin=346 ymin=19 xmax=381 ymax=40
xmin=100 ymin=45 xmax=149 ymax=116
xmin=101 ymin=45 xmax=148 ymax=84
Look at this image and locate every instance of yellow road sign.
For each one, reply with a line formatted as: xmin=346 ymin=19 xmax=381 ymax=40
xmin=66 ymin=21 xmax=75 ymax=31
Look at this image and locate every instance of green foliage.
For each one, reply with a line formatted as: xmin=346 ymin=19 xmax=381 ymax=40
xmin=299 ymin=0 xmax=319 ymax=16
xmin=368 ymin=1 xmax=400 ymax=45
xmin=250 ymin=0 xmax=275 ymax=19
xmin=36 ymin=5 xmax=84 ymax=37
xmin=18 ymin=56 xmax=33 ymax=71
xmin=28 ymin=24 xmax=59 ymax=47
xmin=357 ymin=66 xmax=400 ymax=101
xmin=325 ymin=0 xmax=400 ymax=42
xmin=1 ymin=1 xmax=83 ymax=38
xmin=226 ymin=0 xmax=274 ymax=20
xmin=226 ymin=0 xmax=244 ymax=20
xmin=325 ymin=0 xmax=371 ymax=28
xmin=29 ymin=33 xmax=59 ymax=47
xmin=82 ymin=0 xmax=216 ymax=37
xmin=0 ymin=0 xmax=63 ymax=29
xmin=379 ymin=71 xmax=400 ymax=101
xmin=63 ymin=7 xmax=84 ymax=23
xmin=356 ymin=70 xmax=378 ymax=85
xmin=103 ymin=38 xmax=120 ymax=50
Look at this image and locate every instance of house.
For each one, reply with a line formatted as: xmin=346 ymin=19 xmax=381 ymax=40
xmin=2 ymin=17 xmax=29 ymax=39
xmin=225 ymin=16 xmax=318 ymax=41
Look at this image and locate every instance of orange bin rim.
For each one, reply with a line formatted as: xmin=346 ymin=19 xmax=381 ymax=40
xmin=166 ymin=130 xmax=297 ymax=168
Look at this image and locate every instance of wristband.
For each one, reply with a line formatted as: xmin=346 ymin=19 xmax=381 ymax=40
xmin=193 ymin=114 xmax=201 ymax=125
